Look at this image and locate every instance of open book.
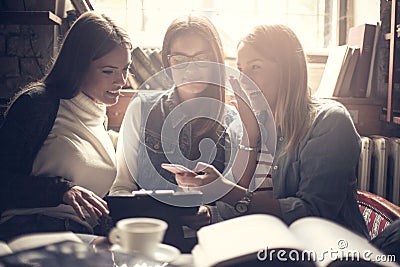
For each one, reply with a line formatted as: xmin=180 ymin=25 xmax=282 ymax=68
xmin=0 ymin=231 xmax=83 ymax=257
xmin=192 ymin=214 xmax=397 ymax=267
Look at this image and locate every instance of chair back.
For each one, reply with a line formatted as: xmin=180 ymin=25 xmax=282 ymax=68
xmin=357 ymin=190 xmax=400 ymax=239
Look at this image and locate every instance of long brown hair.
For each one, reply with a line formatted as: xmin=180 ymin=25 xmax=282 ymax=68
xmin=239 ymin=24 xmax=317 ymax=154
xmin=7 ymin=11 xmax=132 ymax=115
xmin=161 ymin=15 xmax=226 ymax=138
xmin=42 ymin=11 xmax=132 ymax=99
xmin=46 ymin=11 xmax=132 ymax=98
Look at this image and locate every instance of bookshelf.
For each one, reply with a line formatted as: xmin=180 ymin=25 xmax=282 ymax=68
xmin=330 ymin=97 xmax=383 ymax=136
xmin=106 ymin=89 xmax=164 ymax=130
xmin=0 ymin=11 xmax=62 ymax=25
xmin=385 ymin=0 xmax=400 ymax=124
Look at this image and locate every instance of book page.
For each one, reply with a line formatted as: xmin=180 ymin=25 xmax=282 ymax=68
xmin=315 ymin=45 xmax=349 ymax=98
xmin=366 ymin=22 xmax=381 ymax=98
xmin=338 ymin=47 xmax=360 ymax=97
xmin=8 ymin=231 xmax=82 ymax=253
xmin=0 ymin=241 xmax=12 ymax=256
xmin=289 ymin=217 xmax=397 ymax=267
xmin=332 ymin=46 xmax=353 ymax=97
xmin=193 ymin=214 xmax=305 ymax=267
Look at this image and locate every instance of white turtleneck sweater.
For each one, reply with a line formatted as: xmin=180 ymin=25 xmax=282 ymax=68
xmin=1 ymin=92 xmax=117 ymax=230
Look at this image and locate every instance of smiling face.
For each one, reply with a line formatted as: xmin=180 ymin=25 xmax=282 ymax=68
xmin=236 ymin=42 xmax=280 ymax=113
xmin=80 ymin=45 xmax=132 ymax=106
xmin=169 ymin=32 xmax=214 ymax=101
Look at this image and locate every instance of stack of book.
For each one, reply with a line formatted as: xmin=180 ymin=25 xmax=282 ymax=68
xmin=128 ymin=47 xmax=173 ymax=90
xmin=316 ymin=23 xmax=381 ymax=98
xmin=315 ymin=45 xmax=360 ymax=98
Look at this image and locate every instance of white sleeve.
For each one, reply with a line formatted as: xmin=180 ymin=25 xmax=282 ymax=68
xmin=109 ymin=97 xmax=141 ymax=195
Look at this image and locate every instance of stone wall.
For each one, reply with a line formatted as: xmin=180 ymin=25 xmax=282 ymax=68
xmin=0 ymin=0 xmax=56 ymax=100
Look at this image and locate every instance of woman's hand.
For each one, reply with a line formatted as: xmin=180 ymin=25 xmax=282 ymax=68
xmin=176 ymin=162 xmax=240 ymax=204
xmin=181 ymin=205 xmax=211 ymax=230
xmin=175 ymin=162 xmax=223 ymax=188
xmin=62 ymin=186 xmax=109 ymax=222
xmin=229 ymin=76 xmax=260 ymax=144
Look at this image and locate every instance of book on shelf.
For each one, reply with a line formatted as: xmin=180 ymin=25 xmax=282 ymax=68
xmin=315 ymin=45 xmax=352 ymax=98
xmin=126 ymin=71 xmax=141 ymax=89
xmin=131 ymin=50 xmax=160 ymax=90
xmin=134 ymin=47 xmax=161 ymax=75
xmin=132 ymin=47 xmax=172 ymax=90
xmin=337 ymin=47 xmax=360 ymax=97
xmin=348 ymin=23 xmax=377 ymax=98
xmin=70 ymin=0 xmax=94 ymax=14
xmin=192 ymin=214 xmax=395 ymax=267
xmin=148 ymin=48 xmax=164 ymax=72
xmin=129 ymin=64 xmax=145 ymax=84
xmin=366 ymin=22 xmax=382 ymax=98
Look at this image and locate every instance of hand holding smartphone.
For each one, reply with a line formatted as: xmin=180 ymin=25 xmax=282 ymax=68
xmin=161 ymin=163 xmax=203 ymax=176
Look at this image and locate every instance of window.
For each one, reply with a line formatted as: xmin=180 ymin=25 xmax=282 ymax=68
xmin=94 ymin=0 xmax=340 ymax=56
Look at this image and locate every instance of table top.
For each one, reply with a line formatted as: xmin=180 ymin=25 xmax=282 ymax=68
xmin=0 ymin=238 xmax=195 ymax=267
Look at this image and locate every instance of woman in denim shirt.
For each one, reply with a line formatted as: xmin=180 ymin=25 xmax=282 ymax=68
xmin=110 ymin=15 xmax=241 ymax=230
xmin=175 ymin=24 xmax=369 ymax=238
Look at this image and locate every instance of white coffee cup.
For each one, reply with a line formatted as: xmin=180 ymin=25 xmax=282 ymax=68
xmin=108 ymin=217 xmax=168 ymax=256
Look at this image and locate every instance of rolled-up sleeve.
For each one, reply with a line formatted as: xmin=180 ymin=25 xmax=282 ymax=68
xmin=278 ymin=105 xmax=361 ymax=225
xmin=109 ymin=97 xmax=141 ymax=195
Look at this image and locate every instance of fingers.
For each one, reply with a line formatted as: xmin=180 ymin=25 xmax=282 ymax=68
xmin=176 ymin=162 xmax=223 ymax=189
xmin=181 ymin=206 xmax=211 ymax=230
xmin=84 ymin=191 xmax=109 ymax=215
xmin=194 ymin=162 xmax=214 ymax=173
xmin=230 ymin=75 xmax=267 ymax=114
xmin=229 ymin=76 xmax=246 ymax=98
xmin=63 ymin=186 xmax=109 ymax=222
xmin=229 ymin=76 xmax=251 ymax=106
xmin=229 ymin=77 xmax=254 ymax=116
xmin=77 ymin=197 xmax=102 ymax=222
xmin=175 ymin=174 xmax=200 ymax=187
xmin=67 ymin=194 xmax=85 ymax=220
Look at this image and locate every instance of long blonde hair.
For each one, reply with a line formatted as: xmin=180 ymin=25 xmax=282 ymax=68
xmin=240 ymin=24 xmax=318 ymax=154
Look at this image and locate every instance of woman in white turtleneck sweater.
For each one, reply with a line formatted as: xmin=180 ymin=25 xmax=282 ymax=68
xmin=0 ymin=11 xmax=132 ymax=241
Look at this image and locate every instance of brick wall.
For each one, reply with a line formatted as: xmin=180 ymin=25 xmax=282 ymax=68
xmin=0 ymin=0 xmax=77 ymax=124
xmin=0 ymin=0 xmax=56 ymax=101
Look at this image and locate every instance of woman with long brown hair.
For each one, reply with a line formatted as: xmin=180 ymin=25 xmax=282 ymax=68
xmin=175 ymin=24 xmax=369 ymax=238
xmin=0 ymin=11 xmax=132 ymax=241
xmin=110 ymin=15 xmax=240 ymax=195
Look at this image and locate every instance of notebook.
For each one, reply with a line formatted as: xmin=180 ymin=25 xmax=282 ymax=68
xmin=106 ymin=190 xmax=204 ymax=251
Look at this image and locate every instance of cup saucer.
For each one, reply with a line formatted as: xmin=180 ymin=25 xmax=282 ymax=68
xmin=152 ymin=243 xmax=181 ymax=262
xmin=111 ymin=243 xmax=181 ymax=263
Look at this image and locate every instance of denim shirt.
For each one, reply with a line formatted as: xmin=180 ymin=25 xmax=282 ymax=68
xmin=135 ymin=89 xmax=241 ymax=190
xmin=217 ymin=101 xmax=369 ymax=238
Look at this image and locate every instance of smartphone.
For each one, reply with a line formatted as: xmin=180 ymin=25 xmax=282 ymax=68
xmin=161 ymin=163 xmax=199 ymax=176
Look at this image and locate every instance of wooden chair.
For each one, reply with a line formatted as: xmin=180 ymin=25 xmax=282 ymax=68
xmin=357 ymin=190 xmax=400 ymax=239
